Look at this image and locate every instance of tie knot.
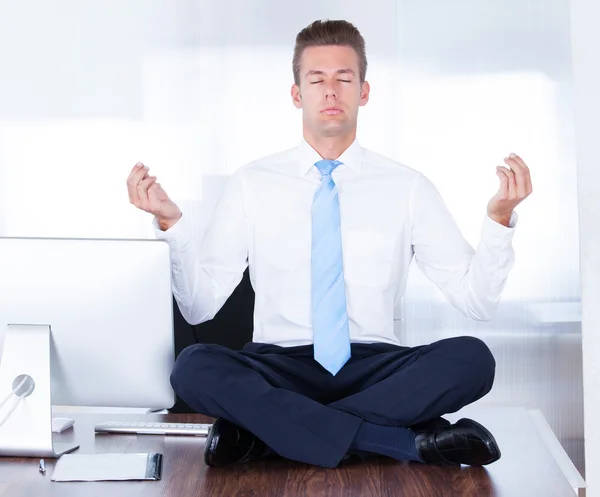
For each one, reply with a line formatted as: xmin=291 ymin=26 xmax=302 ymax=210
xmin=315 ymin=159 xmax=342 ymax=176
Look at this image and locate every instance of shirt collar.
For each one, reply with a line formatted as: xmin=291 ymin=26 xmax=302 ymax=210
xmin=297 ymin=137 xmax=363 ymax=176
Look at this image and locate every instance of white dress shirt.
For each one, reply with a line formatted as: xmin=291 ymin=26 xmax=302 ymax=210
xmin=154 ymin=139 xmax=517 ymax=347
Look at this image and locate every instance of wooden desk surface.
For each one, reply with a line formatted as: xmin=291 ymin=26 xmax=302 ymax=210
xmin=0 ymin=408 xmax=580 ymax=497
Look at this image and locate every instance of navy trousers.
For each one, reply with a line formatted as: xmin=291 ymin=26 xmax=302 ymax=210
xmin=170 ymin=336 xmax=495 ymax=468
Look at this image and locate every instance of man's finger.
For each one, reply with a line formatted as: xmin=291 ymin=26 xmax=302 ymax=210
xmin=142 ymin=176 xmax=157 ymax=191
xmin=137 ymin=176 xmax=157 ymax=210
xmin=507 ymin=153 xmax=528 ymax=172
xmin=127 ymin=163 xmax=149 ymax=205
xmin=504 ymin=160 xmax=527 ymax=198
xmin=503 ymin=156 xmax=525 ymax=175
xmin=504 ymin=155 xmax=532 ymax=195
xmin=127 ymin=162 xmax=144 ymax=184
xmin=127 ymin=163 xmax=147 ymax=188
xmin=496 ymin=169 xmax=509 ymax=198
xmin=504 ymin=155 xmax=530 ymax=173
xmin=514 ymin=167 xmax=530 ymax=199
xmin=498 ymin=166 xmax=516 ymax=199
xmin=147 ymin=182 xmax=161 ymax=206
xmin=127 ymin=164 xmax=143 ymax=204
xmin=509 ymin=156 xmax=533 ymax=198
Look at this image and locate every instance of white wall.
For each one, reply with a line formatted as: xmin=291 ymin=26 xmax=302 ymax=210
xmin=393 ymin=0 xmax=583 ymax=475
xmin=571 ymin=0 xmax=600 ymax=494
xmin=0 ymin=0 xmax=401 ymax=244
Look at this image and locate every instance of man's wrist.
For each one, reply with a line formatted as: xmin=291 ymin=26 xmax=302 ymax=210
xmin=488 ymin=211 xmax=512 ymax=227
xmin=157 ymin=212 xmax=182 ymax=231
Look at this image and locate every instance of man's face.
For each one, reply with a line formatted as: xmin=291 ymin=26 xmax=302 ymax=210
xmin=291 ymin=45 xmax=370 ymax=139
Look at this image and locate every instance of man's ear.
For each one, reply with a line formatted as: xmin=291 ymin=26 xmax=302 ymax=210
xmin=359 ymin=80 xmax=370 ymax=107
xmin=291 ymin=84 xmax=302 ymax=109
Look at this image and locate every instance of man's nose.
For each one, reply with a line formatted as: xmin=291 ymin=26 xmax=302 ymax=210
xmin=324 ymin=84 xmax=338 ymax=98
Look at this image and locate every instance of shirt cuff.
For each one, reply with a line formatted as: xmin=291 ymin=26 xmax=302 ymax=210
xmin=481 ymin=211 xmax=518 ymax=246
xmin=152 ymin=213 xmax=187 ymax=241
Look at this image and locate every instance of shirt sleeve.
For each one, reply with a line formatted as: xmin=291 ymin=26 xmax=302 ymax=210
xmin=153 ymin=170 xmax=249 ymax=325
xmin=410 ymin=173 xmax=517 ymax=320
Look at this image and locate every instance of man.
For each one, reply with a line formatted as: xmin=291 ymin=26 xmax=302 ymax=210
xmin=127 ymin=19 xmax=532 ymax=469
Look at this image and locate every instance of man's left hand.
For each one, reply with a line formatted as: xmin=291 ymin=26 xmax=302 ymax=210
xmin=487 ymin=153 xmax=533 ymax=227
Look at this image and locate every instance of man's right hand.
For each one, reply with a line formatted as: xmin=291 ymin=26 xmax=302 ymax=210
xmin=127 ymin=162 xmax=182 ymax=231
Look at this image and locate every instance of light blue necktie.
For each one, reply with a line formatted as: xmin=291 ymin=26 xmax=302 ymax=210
xmin=311 ymin=159 xmax=351 ymax=376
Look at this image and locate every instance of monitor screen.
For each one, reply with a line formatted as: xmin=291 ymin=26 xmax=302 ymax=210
xmin=0 ymin=237 xmax=175 ymax=410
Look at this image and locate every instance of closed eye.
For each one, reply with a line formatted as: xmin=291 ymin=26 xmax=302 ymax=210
xmin=309 ymin=80 xmax=353 ymax=84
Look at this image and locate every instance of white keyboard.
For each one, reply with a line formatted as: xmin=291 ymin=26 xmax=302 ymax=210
xmin=94 ymin=421 xmax=212 ymax=436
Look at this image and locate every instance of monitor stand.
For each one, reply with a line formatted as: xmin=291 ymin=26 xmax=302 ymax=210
xmin=0 ymin=324 xmax=79 ymax=457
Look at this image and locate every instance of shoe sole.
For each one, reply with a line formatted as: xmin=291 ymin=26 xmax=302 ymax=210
xmin=204 ymin=420 xmax=220 ymax=467
xmin=454 ymin=418 xmax=501 ymax=466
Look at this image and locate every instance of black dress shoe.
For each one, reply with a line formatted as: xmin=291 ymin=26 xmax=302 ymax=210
xmin=415 ymin=418 xmax=501 ymax=466
xmin=409 ymin=417 xmax=451 ymax=434
xmin=204 ymin=418 xmax=272 ymax=467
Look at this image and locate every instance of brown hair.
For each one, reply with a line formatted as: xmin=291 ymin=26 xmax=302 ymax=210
xmin=292 ymin=20 xmax=367 ymax=85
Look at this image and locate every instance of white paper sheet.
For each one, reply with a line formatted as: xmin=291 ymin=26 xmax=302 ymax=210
xmin=51 ymin=453 xmax=162 ymax=481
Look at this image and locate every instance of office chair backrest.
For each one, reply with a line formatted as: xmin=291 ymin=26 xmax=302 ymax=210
xmin=170 ymin=268 xmax=254 ymax=413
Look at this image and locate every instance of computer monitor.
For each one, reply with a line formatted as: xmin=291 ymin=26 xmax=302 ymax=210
xmin=0 ymin=236 xmax=176 ymax=456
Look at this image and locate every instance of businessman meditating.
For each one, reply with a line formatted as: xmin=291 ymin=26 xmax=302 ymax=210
xmin=127 ymin=19 xmax=532 ymax=468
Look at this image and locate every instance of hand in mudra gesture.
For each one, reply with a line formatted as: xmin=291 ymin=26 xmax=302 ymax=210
xmin=126 ymin=162 xmax=182 ymax=230
xmin=487 ymin=153 xmax=533 ymax=226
